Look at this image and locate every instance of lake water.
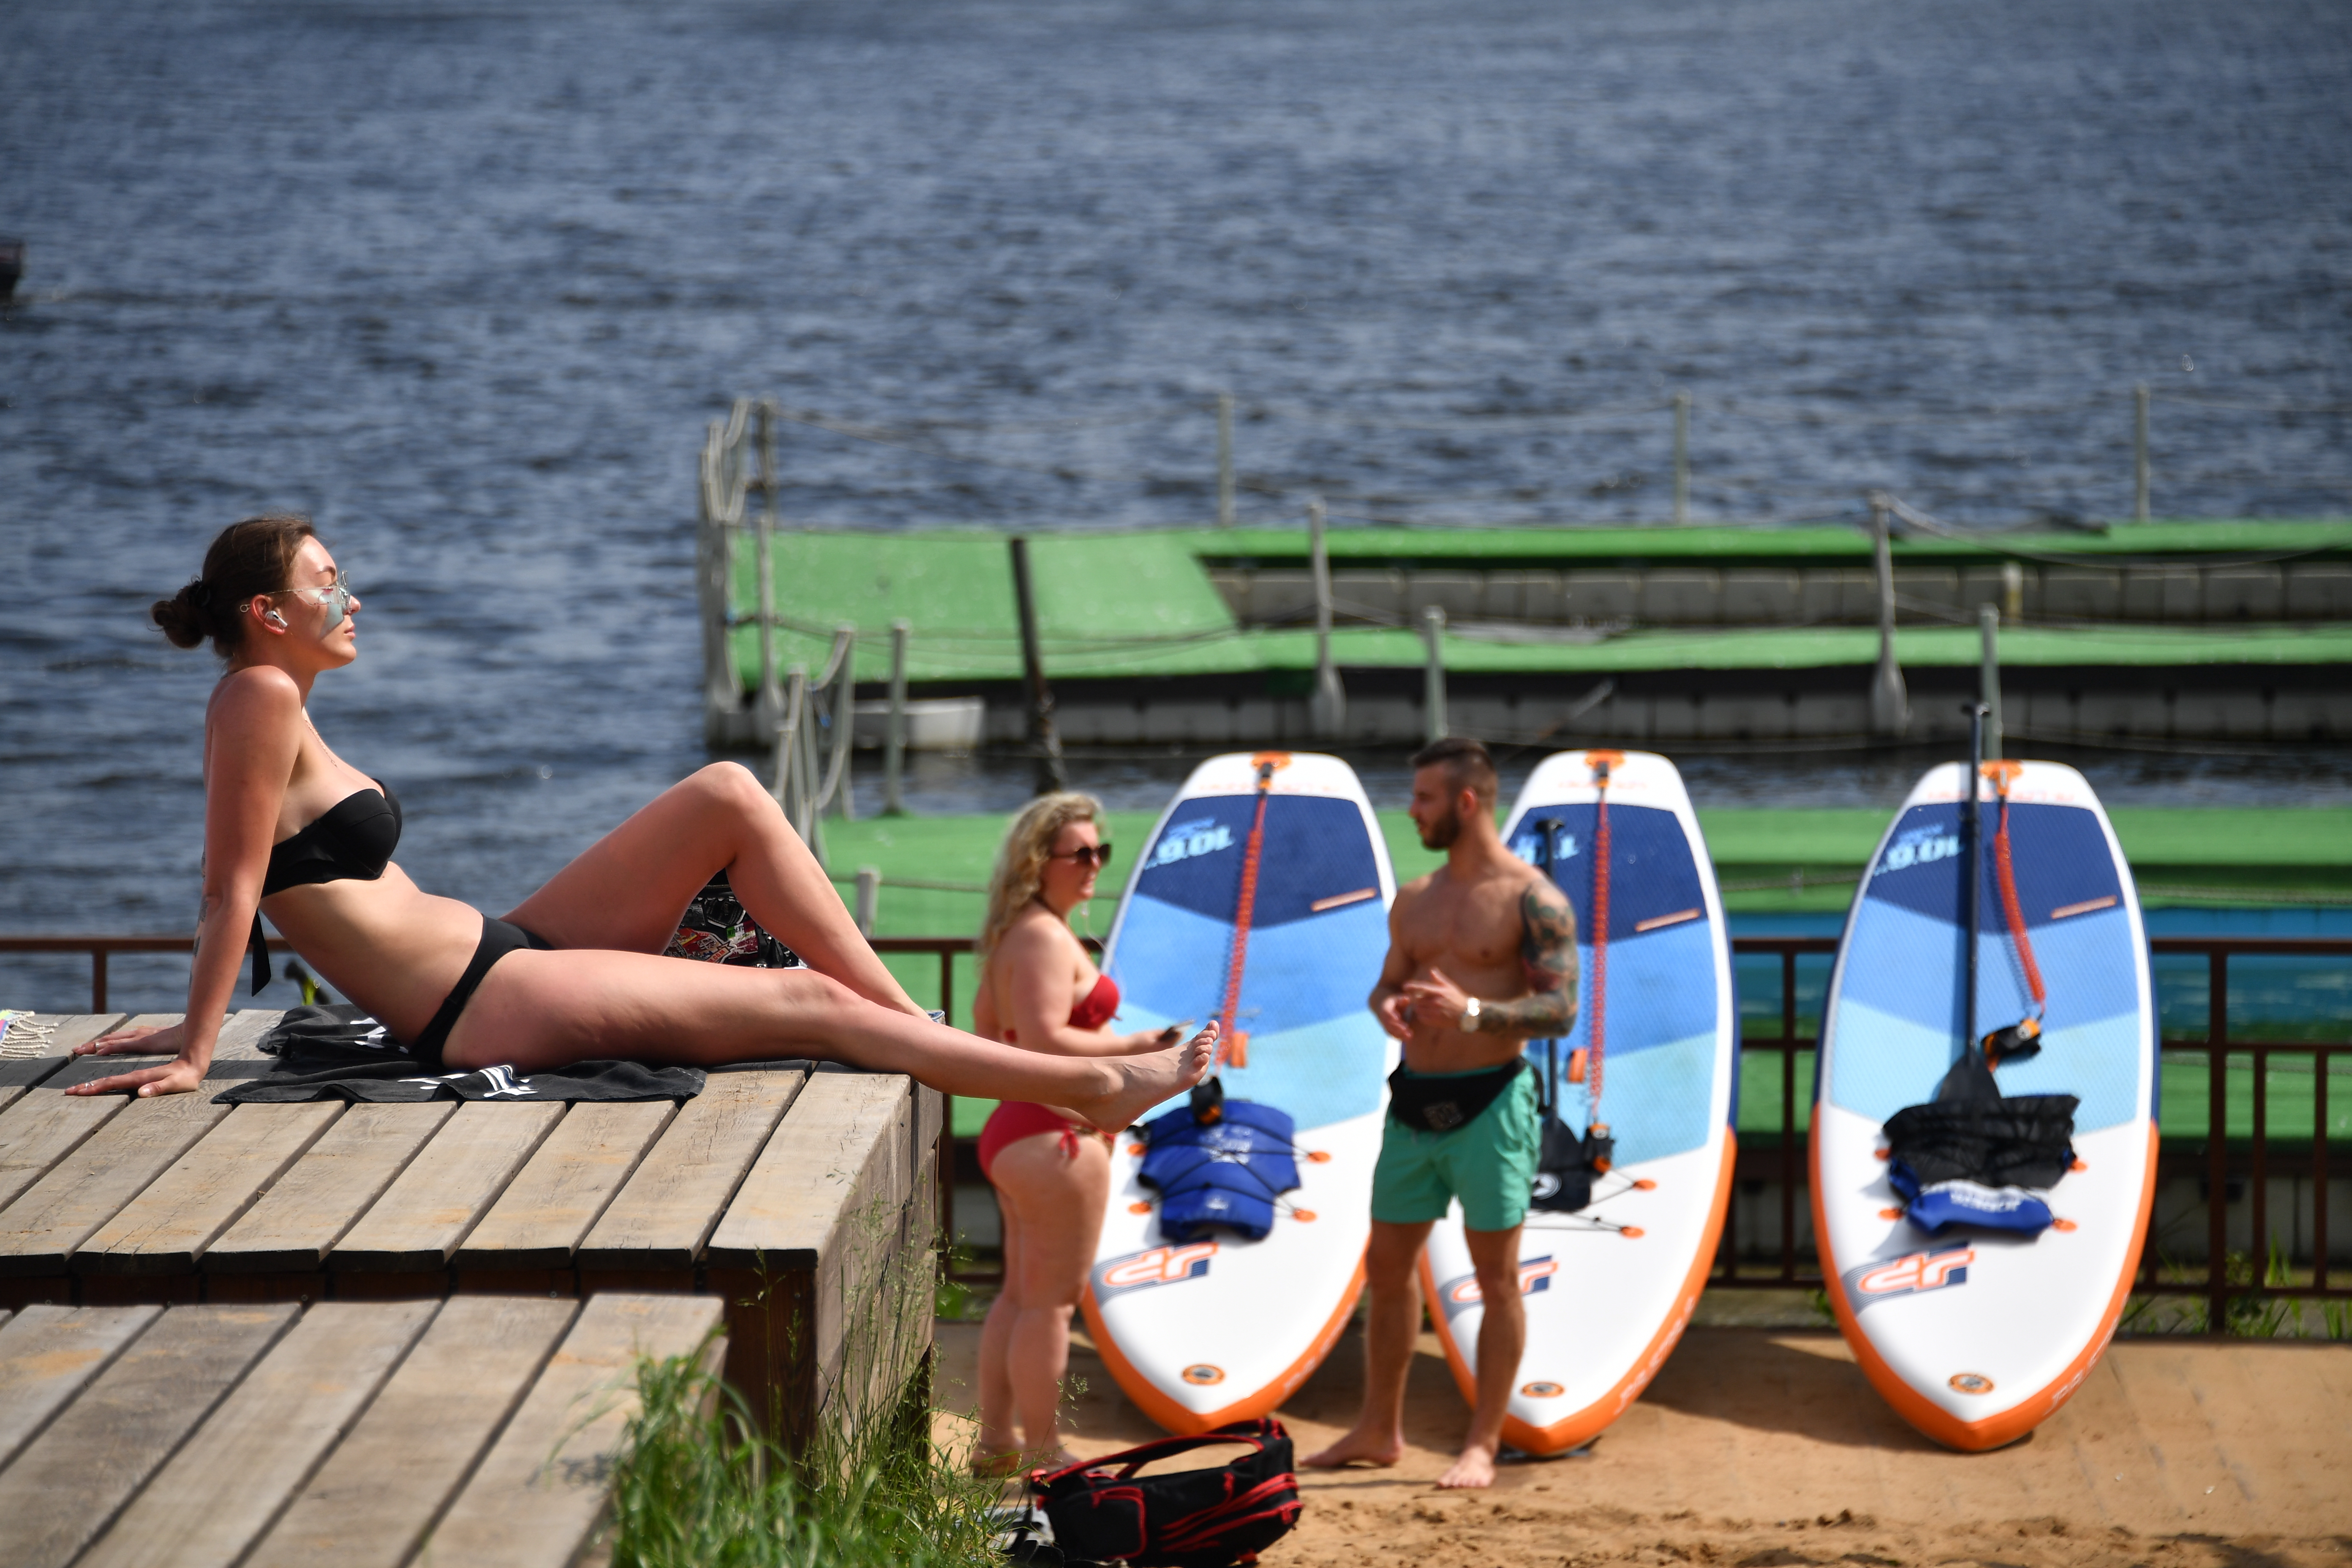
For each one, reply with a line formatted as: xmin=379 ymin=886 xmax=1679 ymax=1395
xmin=3 ymin=0 xmax=2348 ymax=1013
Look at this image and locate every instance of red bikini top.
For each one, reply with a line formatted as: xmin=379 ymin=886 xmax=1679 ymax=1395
xmin=1006 ymin=972 xmax=1121 ymax=1042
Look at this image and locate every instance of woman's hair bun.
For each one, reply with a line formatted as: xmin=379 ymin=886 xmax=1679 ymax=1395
xmin=152 ymin=514 xmax=317 ymax=659
xmin=151 ymin=580 xmax=217 ymax=648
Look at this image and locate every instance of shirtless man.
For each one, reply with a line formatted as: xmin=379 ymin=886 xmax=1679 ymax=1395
xmin=1304 ymin=736 xmax=1576 ymax=1489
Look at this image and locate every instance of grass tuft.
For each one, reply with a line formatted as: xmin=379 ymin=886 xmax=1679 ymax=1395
xmin=604 ymin=1341 xmax=1000 ymax=1568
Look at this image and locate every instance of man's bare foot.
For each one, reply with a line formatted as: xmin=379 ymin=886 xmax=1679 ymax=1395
xmin=1435 ymin=1441 xmax=1499 ymax=1489
xmin=1075 ymin=1023 xmax=1216 ymax=1131
xmin=1302 ymin=1428 xmax=1403 ymax=1469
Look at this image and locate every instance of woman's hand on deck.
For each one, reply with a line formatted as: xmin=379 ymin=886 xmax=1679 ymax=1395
xmin=73 ymin=1020 xmax=185 ymax=1058
xmin=68 ymin=1022 xmax=207 ymax=1096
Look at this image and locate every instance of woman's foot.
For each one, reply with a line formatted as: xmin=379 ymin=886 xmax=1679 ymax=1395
xmin=1070 ymin=1024 xmax=1216 ymax=1132
xmin=969 ymin=1445 xmax=1028 ymax=1478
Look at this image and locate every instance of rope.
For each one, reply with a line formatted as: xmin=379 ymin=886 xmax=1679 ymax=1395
xmin=1587 ymin=757 xmax=1613 ymax=1112
xmin=1989 ymin=770 xmax=2048 ymax=1016
xmin=0 ymin=1011 xmax=58 ymax=1062
xmin=1213 ymin=760 xmax=1279 ymax=1071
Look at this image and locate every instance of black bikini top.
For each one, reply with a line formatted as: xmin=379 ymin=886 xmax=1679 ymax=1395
xmin=245 ymin=782 xmax=403 ymax=994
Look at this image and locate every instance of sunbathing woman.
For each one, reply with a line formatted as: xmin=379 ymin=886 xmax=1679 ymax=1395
xmin=70 ymin=514 xmax=1214 ymax=1126
xmin=968 ymin=794 xmax=1183 ymax=1473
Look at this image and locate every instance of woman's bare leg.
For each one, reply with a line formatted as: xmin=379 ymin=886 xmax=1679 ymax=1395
xmin=987 ymin=1132 xmax=1111 ymax=1466
xmin=502 ymin=762 xmax=923 ymax=1016
xmin=976 ymin=1195 xmax=1025 ymax=1461
xmin=443 ymin=950 xmax=1214 ymax=1133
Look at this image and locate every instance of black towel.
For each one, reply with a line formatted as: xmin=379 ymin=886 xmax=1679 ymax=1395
xmin=212 ymin=1004 xmax=707 ymax=1104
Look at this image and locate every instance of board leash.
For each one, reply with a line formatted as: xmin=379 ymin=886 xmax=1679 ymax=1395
xmin=1984 ymin=761 xmax=2048 ymax=1063
xmin=1211 ymin=757 xmax=1279 ymax=1071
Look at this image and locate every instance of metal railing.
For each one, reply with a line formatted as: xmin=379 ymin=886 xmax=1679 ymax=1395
xmin=5 ymin=932 xmax=2345 ymax=1320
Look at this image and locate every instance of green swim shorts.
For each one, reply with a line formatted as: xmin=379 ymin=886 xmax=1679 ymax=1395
xmin=1371 ymin=1066 xmax=1541 ymax=1233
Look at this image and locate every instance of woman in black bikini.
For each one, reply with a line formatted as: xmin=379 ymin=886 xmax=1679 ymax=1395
xmin=71 ymin=514 xmax=1214 ymax=1126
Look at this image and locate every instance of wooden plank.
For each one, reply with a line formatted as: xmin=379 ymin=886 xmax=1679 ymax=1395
xmin=0 ymin=1090 xmax=128 ymax=1213
xmin=423 ymin=1293 xmax=727 ymax=1568
xmin=0 ymin=1015 xmax=125 ymax=1113
xmin=74 ymin=1102 xmax=344 ymax=1277
xmin=0 ymin=1092 xmax=234 ymax=1278
xmin=708 ymin=1073 xmax=917 ymax=1444
xmin=75 ymin=1300 xmax=438 ymax=1568
xmin=456 ymin=1100 xmax=678 ymax=1272
xmin=0 ymin=1303 xmax=298 ymax=1568
xmin=0 ymin=1303 xmax=162 ymax=1471
xmin=206 ymin=1101 xmax=457 ymax=1274
xmin=329 ymin=1101 xmax=566 ymax=1274
xmin=241 ymin=1296 xmax=579 ymax=1568
xmin=577 ymin=1070 xmax=805 ymax=1272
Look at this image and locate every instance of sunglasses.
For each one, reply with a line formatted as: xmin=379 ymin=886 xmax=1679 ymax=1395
xmin=1050 ymin=842 xmax=1115 ymax=870
xmin=265 ymin=570 xmax=356 ymax=622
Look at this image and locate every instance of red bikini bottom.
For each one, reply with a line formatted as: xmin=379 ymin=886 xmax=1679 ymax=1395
xmin=980 ymin=1100 xmax=1111 ymax=1182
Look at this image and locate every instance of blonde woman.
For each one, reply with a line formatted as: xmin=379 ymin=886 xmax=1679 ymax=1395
xmin=970 ymin=792 xmax=1183 ymax=1473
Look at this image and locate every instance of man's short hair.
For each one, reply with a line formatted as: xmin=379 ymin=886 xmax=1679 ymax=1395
xmin=1410 ymin=735 xmax=1497 ymax=808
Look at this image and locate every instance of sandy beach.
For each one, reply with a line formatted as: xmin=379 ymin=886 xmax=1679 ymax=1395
xmin=935 ymin=1310 xmax=2352 ymax=1567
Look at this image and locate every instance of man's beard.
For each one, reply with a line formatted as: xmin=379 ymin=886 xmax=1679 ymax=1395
xmin=1417 ymin=804 xmax=1461 ymax=850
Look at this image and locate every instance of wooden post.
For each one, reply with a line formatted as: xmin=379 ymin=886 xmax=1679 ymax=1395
xmin=827 ymin=624 xmax=856 ymax=822
xmin=754 ymin=401 xmax=782 ymax=736
xmin=1421 ymin=606 xmax=1448 ymax=746
xmin=1215 ymin=392 xmax=1236 ymax=529
xmin=1672 ymin=389 xmax=1691 ymax=525
xmin=1979 ymin=604 xmax=2002 ymax=760
xmin=1308 ymin=499 xmax=1345 ymax=738
xmin=1867 ymin=493 xmax=1908 ymax=737
xmin=1007 ymin=537 xmax=1068 ymax=795
xmin=854 ymin=868 xmax=881 ymax=938
xmin=884 ymin=619 xmax=910 ymax=816
xmin=2002 ymin=560 xmax=2025 ymax=623
xmin=2134 ymin=381 xmax=2152 ymax=522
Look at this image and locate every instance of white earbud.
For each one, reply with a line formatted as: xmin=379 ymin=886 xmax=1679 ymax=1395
xmin=264 ymin=609 xmax=289 ymax=629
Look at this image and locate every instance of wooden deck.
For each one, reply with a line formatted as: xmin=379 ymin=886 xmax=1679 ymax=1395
xmin=0 ymin=1293 xmax=723 ymax=1568
xmin=0 ymin=1011 xmax=943 ymax=1447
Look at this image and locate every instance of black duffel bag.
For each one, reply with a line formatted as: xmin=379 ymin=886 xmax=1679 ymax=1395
xmin=1029 ymin=1418 xmax=1301 ymax=1567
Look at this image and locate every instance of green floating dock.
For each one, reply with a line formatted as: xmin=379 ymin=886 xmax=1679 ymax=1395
xmin=732 ymin=520 xmax=2352 ymax=687
xmin=708 ymin=518 xmax=2352 ymax=749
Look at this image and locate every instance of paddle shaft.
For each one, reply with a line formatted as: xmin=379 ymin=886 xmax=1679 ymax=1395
xmin=1961 ymin=703 xmax=1987 ymax=1051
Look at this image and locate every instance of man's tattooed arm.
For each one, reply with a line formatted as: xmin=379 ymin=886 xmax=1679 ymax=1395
xmin=1465 ymin=880 xmax=1581 ymax=1038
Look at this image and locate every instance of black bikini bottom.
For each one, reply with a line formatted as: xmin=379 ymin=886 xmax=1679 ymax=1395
xmin=409 ymin=916 xmax=554 ymax=1071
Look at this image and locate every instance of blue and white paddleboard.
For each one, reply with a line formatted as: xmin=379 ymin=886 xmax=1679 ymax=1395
xmin=1420 ymin=750 xmax=1737 ymax=1456
xmin=1084 ymin=752 xmax=1397 ymax=1435
xmin=1815 ymin=760 xmax=2157 ymax=1451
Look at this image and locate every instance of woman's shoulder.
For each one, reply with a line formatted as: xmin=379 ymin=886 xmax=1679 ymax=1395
xmin=997 ymin=903 xmax=1082 ymax=961
xmin=207 ymin=665 xmax=304 ymax=727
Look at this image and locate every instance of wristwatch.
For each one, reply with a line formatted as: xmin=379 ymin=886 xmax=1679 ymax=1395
xmin=1459 ymin=996 xmax=1482 ymax=1031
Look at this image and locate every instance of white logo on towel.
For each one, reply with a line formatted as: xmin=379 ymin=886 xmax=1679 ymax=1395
xmin=396 ymin=1064 xmax=539 ymax=1098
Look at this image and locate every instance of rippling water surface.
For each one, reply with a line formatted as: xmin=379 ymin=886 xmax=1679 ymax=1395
xmin=3 ymin=0 xmax=2348 ymax=1009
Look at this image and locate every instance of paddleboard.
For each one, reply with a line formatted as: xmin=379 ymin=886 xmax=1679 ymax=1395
xmin=1420 ymin=749 xmax=1737 ymax=1456
xmin=1814 ymin=760 xmax=2156 ymax=1451
xmin=1083 ymin=751 xmax=1398 ymax=1435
